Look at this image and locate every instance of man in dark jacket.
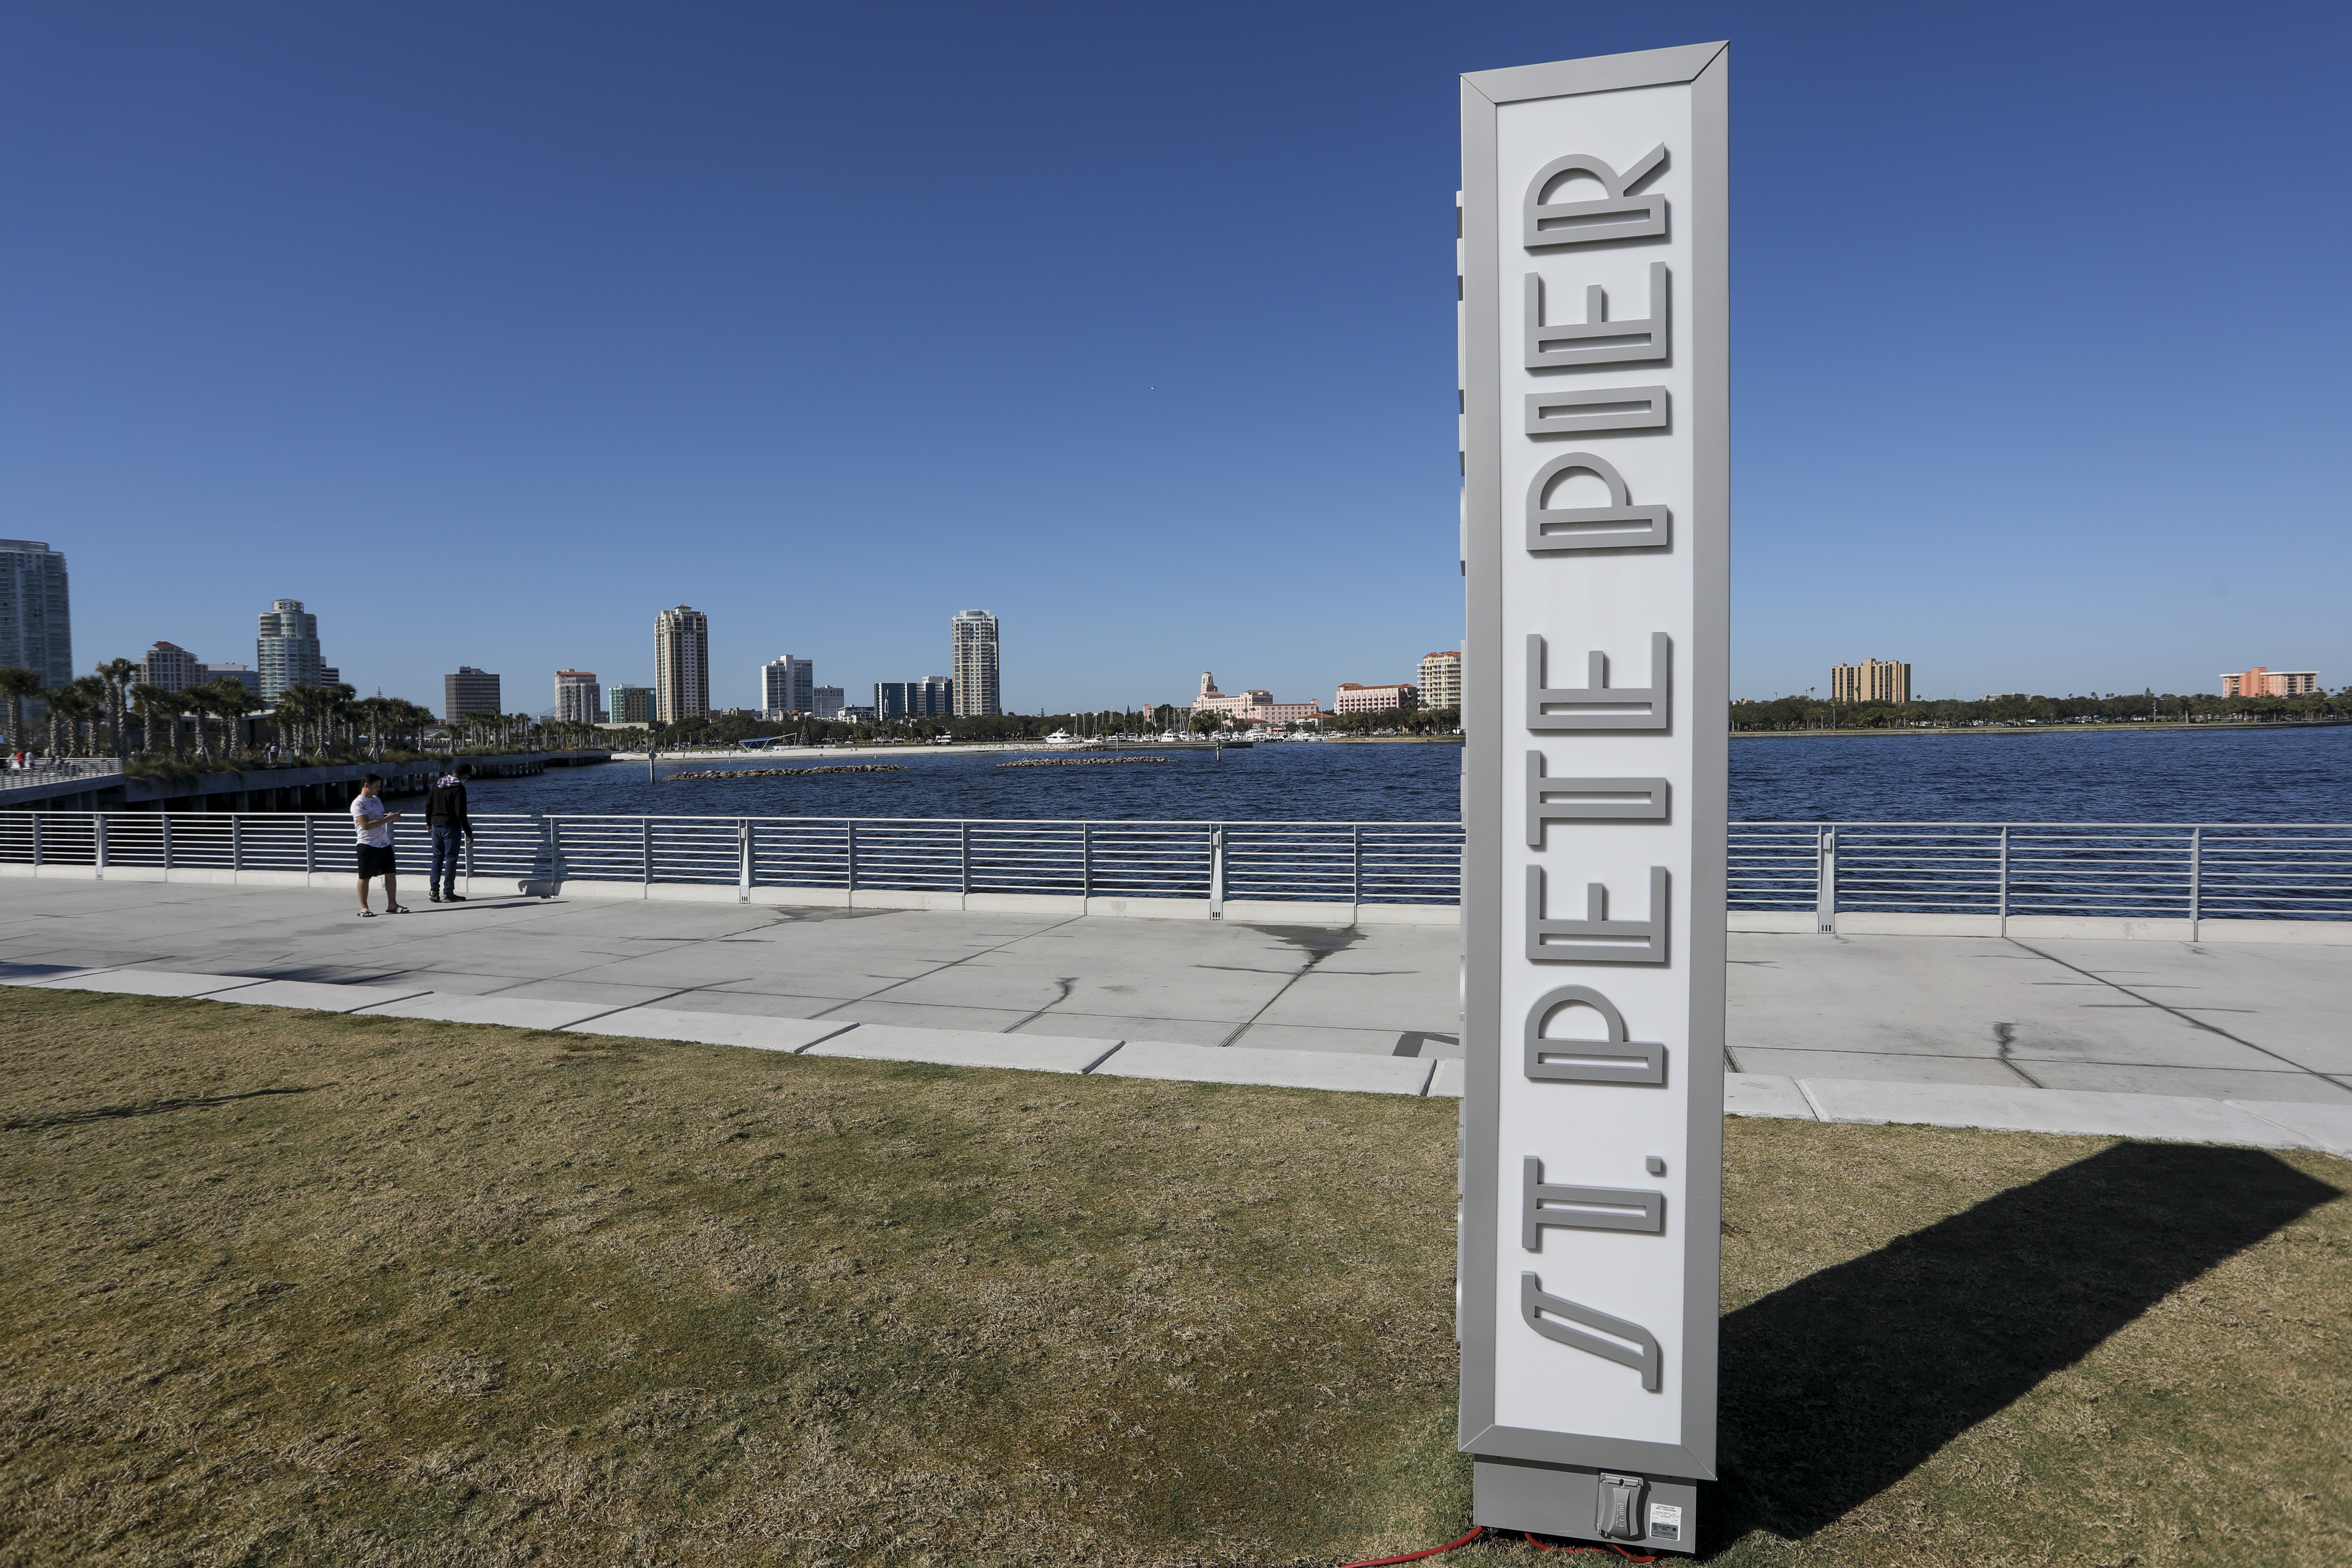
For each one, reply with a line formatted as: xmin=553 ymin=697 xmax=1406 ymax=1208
xmin=425 ymin=762 xmax=476 ymax=903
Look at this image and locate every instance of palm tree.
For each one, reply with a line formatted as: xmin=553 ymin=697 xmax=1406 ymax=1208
xmin=128 ymin=683 xmax=173 ymax=756
xmin=49 ymin=678 xmax=104 ymax=756
xmin=272 ymin=684 xmax=321 ymax=760
xmin=97 ymin=658 xmax=141 ymax=755
xmin=191 ymin=678 xmax=252 ymax=764
xmin=0 ymin=667 xmax=42 ymax=759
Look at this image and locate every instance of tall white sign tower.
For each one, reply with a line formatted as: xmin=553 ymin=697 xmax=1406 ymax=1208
xmin=1458 ymin=42 xmax=1727 ymax=1553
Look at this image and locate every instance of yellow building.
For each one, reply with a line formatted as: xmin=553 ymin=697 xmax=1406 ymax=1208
xmin=1831 ymin=658 xmax=1910 ymax=705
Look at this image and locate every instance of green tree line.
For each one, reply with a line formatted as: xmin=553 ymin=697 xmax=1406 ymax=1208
xmin=1731 ymin=688 xmax=2352 ymax=732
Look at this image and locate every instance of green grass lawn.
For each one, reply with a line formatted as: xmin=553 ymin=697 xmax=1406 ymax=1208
xmin=1 ymin=988 xmax=2345 ymax=1567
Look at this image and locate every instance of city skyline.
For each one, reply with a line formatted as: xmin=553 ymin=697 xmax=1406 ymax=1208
xmin=13 ymin=7 xmax=2347 ymax=712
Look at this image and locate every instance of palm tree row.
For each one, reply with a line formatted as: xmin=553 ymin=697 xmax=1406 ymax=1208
xmin=2 ymin=658 xmax=612 ymax=769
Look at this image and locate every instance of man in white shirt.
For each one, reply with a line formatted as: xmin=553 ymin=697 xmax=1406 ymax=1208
xmin=350 ymin=774 xmax=411 ymax=916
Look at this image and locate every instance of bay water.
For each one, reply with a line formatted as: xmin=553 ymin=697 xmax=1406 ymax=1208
xmin=465 ymin=725 xmax=2352 ymax=824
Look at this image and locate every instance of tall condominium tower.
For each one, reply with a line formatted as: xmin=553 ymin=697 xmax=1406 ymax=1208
xmin=141 ymin=640 xmax=202 ymax=693
xmin=950 ymin=609 xmax=1000 ymax=716
xmin=760 ymin=655 xmax=813 ymax=716
xmin=554 ymin=669 xmax=601 ymax=723
xmin=0 ymin=540 xmax=73 ymax=688
xmin=1418 ymin=650 xmax=1462 ymax=709
xmin=256 ymin=598 xmax=326 ymax=700
xmin=655 ymin=606 xmax=710 ymax=724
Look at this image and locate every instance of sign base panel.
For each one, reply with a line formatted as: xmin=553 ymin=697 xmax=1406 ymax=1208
xmin=1474 ymin=1456 xmax=1700 ymax=1555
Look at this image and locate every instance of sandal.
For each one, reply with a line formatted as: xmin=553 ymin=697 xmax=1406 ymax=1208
xmin=356 ymin=909 xmax=377 ymax=918
xmin=385 ymin=904 xmax=413 ymax=914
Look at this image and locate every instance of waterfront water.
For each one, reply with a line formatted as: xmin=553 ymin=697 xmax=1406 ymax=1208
xmin=459 ymin=725 xmax=2352 ymax=824
xmin=478 ymin=742 xmax=1464 ymax=822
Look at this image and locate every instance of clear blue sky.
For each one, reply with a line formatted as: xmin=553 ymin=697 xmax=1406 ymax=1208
xmin=5 ymin=1 xmax=2346 ymax=714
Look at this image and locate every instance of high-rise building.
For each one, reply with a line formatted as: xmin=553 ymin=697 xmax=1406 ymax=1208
xmin=140 ymin=640 xmax=202 ymax=693
xmin=951 ymin=609 xmax=1000 ymax=716
xmin=760 ymin=655 xmax=814 ymax=717
xmin=1418 ymin=650 xmax=1463 ymax=710
xmin=811 ymin=686 xmax=845 ymax=719
xmin=876 ymin=677 xmax=957 ymax=719
xmin=199 ymin=664 xmax=262 ymax=700
xmin=256 ymin=598 xmax=328 ymax=700
xmin=607 ymin=684 xmax=655 ymax=725
xmin=0 ymin=540 xmax=72 ymax=690
xmin=655 ymin=606 xmax=709 ymax=724
xmin=555 ymin=669 xmax=601 ymax=723
xmin=444 ymin=666 xmax=502 ymax=722
xmin=1831 ymin=658 xmax=1911 ymax=705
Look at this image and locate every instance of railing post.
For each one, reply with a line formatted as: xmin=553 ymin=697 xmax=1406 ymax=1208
xmin=30 ymin=813 xmax=39 ymax=868
xmin=94 ymin=814 xmax=107 ymax=877
xmin=231 ymin=816 xmax=242 ymax=875
xmin=1082 ymin=821 xmax=1092 ymax=900
xmin=739 ymin=818 xmax=752 ymax=903
xmin=1209 ymin=824 xmax=1225 ymax=917
xmin=640 ymin=818 xmax=651 ymax=888
xmin=2190 ymin=826 xmax=2202 ymax=940
xmin=960 ymin=819 xmax=971 ymax=899
xmin=1352 ymin=823 xmax=1363 ymax=908
xmin=543 ymin=816 xmax=559 ymax=896
xmin=162 ymin=814 xmax=172 ymax=874
xmin=1815 ymin=824 xmax=1836 ymax=933
xmin=304 ymin=814 xmax=315 ymax=877
xmin=846 ymin=820 xmax=858 ymax=897
xmin=1997 ymin=824 xmax=2010 ymax=934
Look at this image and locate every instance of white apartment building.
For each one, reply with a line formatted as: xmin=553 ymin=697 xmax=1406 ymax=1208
xmin=554 ymin=669 xmax=602 ymax=723
xmin=1418 ymin=650 xmax=1462 ymax=710
xmin=140 ymin=640 xmax=203 ymax=693
xmin=761 ymin=654 xmax=814 ymax=717
xmin=951 ymin=609 xmax=1001 ymax=716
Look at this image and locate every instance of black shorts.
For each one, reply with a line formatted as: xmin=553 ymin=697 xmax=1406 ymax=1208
xmin=356 ymin=844 xmax=397 ymax=878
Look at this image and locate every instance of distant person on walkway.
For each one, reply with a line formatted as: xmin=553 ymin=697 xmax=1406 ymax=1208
xmin=426 ymin=762 xmax=476 ymax=903
xmin=350 ymin=774 xmax=409 ymax=916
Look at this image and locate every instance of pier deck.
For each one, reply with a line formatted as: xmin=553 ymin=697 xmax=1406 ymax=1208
xmin=5 ymin=878 xmax=2346 ymax=1150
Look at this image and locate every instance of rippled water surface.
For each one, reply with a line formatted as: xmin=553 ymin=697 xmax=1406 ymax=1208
xmin=466 ymin=725 xmax=2352 ymax=824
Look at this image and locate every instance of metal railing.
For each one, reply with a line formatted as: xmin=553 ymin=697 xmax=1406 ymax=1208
xmin=0 ymin=757 xmax=124 ymax=791
xmin=0 ymin=811 xmax=1466 ymax=908
xmin=1729 ymin=822 xmax=2352 ymax=927
xmin=9 ymin=811 xmax=2347 ymax=926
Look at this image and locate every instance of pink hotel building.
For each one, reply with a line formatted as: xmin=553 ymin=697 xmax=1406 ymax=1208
xmin=1334 ymin=681 xmax=1419 ymax=714
xmin=1190 ymin=671 xmax=1321 ymax=726
xmin=2220 ymin=666 xmax=2320 ymax=698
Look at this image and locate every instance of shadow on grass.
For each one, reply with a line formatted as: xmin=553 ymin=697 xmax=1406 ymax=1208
xmin=1712 ymin=1141 xmax=2340 ymax=1545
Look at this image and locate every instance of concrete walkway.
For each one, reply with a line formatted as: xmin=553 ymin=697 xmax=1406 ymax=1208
xmin=4 ymin=879 xmax=2347 ymax=1155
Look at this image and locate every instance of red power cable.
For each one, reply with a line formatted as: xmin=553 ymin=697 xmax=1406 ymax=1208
xmin=1521 ymin=1533 xmax=1660 ymax=1562
xmin=1339 ymin=1525 xmax=1486 ymax=1567
xmin=1337 ymin=1523 xmax=1665 ymax=1567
